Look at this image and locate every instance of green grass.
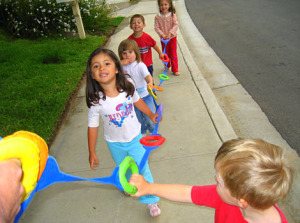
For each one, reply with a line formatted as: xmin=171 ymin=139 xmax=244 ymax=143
xmin=0 ymin=33 xmax=107 ymax=144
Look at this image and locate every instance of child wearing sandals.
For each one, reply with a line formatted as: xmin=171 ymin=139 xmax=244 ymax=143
xmin=86 ymin=47 xmax=161 ymax=217
xmin=130 ymin=138 xmax=294 ymax=222
xmin=118 ymin=39 xmax=156 ymax=137
xmin=155 ymin=0 xmax=180 ymax=75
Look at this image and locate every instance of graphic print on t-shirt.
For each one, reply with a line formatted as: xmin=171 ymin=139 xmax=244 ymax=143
xmin=139 ymin=46 xmax=150 ymax=55
xmin=106 ymin=97 xmax=134 ymax=127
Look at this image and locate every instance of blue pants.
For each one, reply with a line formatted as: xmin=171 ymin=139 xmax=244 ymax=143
xmin=134 ymin=94 xmax=156 ymax=134
xmin=147 ymin=65 xmax=153 ymax=76
xmin=106 ymin=133 xmax=159 ymax=204
xmin=147 ymin=65 xmax=155 ymax=85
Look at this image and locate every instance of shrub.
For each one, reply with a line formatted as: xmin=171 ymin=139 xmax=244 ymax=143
xmin=0 ymin=0 xmax=117 ymax=39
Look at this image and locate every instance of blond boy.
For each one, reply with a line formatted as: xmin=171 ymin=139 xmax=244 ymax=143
xmin=130 ymin=139 xmax=294 ymax=222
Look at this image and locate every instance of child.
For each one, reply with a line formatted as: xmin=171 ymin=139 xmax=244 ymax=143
xmin=155 ymin=0 xmax=180 ymax=75
xmin=85 ymin=47 xmax=161 ymax=217
xmin=128 ymin=14 xmax=164 ymax=77
xmin=129 ymin=138 xmax=294 ymax=222
xmin=118 ymin=39 xmax=156 ymax=136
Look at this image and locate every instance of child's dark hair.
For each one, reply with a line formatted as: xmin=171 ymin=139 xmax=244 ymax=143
xmin=157 ymin=0 xmax=176 ymax=14
xmin=130 ymin=14 xmax=145 ymax=24
xmin=85 ymin=47 xmax=135 ymax=108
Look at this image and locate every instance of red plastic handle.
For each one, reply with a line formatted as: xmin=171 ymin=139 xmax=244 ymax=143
xmin=161 ymin=54 xmax=169 ymax=63
xmin=140 ymin=135 xmax=166 ymax=147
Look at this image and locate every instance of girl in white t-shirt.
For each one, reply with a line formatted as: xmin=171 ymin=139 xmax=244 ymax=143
xmin=86 ymin=47 xmax=161 ymax=217
xmin=118 ymin=39 xmax=156 ymax=137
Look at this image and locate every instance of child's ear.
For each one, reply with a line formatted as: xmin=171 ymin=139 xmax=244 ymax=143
xmin=238 ymin=199 xmax=248 ymax=209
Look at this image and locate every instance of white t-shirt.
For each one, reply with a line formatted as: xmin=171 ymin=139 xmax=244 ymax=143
xmin=88 ymin=90 xmax=141 ymax=143
xmin=123 ymin=61 xmax=150 ymax=98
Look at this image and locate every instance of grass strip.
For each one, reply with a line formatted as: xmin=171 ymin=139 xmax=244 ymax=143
xmin=0 ymin=34 xmax=106 ymax=143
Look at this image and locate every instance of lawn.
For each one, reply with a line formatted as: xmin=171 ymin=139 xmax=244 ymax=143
xmin=0 ymin=30 xmax=110 ymax=144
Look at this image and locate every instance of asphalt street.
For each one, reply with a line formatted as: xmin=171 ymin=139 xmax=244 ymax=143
xmin=185 ymin=0 xmax=300 ymax=154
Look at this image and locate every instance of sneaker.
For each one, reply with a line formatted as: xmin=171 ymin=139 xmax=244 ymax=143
xmin=173 ymin=72 xmax=180 ymax=76
xmin=148 ymin=203 xmax=161 ymax=217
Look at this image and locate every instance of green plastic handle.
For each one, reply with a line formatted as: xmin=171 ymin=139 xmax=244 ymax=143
xmin=158 ymin=74 xmax=170 ymax=80
xmin=119 ymin=156 xmax=139 ymax=195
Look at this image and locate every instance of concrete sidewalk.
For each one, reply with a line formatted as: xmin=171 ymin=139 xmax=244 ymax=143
xmin=19 ymin=0 xmax=299 ymax=222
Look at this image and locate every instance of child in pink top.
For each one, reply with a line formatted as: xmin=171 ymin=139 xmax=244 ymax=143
xmin=129 ymin=138 xmax=294 ymax=222
xmin=155 ymin=0 xmax=180 ymax=75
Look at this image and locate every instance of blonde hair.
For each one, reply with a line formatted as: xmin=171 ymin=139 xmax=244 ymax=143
xmin=118 ymin=39 xmax=141 ymax=63
xmin=215 ymin=138 xmax=294 ymax=209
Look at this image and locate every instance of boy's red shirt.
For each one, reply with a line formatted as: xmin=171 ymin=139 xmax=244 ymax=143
xmin=128 ymin=32 xmax=156 ymax=67
xmin=191 ymin=185 xmax=288 ymax=223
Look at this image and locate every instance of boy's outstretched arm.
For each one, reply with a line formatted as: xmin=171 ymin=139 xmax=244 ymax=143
xmin=129 ymin=174 xmax=193 ymax=203
xmin=153 ymin=44 xmax=164 ymax=59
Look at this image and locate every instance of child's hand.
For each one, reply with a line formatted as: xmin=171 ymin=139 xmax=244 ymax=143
xmin=159 ymin=52 xmax=164 ymax=60
xmin=129 ymin=174 xmax=150 ymax=197
xmin=149 ymin=112 xmax=159 ymax=124
xmin=162 ymin=34 xmax=167 ymax=40
xmin=0 ymin=160 xmax=24 ymax=222
xmin=121 ymin=59 xmax=131 ymax=66
xmin=89 ymin=153 xmax=99 ymax=170
xmin=147 ymin=82 xmax=154 ymax=90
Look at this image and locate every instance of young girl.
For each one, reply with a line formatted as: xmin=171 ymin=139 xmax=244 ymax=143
xmin=118 ymin=39 xmax=156 ymax=136
xmin=155 ymin=0 xmax=180 ymax=76
xmin=85 ymin=47 xmax=161 ymax=217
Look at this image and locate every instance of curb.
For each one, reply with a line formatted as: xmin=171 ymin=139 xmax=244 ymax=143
xmin=176 ymin=0 xmax=237 ymax=143
xmin=176 ymin=1 xmax=299 ymax=222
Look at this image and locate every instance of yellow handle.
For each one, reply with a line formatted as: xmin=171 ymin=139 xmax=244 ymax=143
xmin=147 ymin=85 xmax=157 ymax=100
xmin=0 ymin=131 xmax=49 ymax=202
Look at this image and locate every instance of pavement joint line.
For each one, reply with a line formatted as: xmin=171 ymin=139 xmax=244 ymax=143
xmin=149 ymin=152 xmax=218 ymax=162
xmin=176 ymin=26 xmax=237 ymax=143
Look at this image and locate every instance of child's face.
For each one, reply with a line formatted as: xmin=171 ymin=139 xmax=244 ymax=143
xmin=159 ymin=0 xmax=170 ymax=14
xmin=130 ymin=17 xmax=145 ymax=32
xmin=91 ymin=52 xmax=118 ymax=85
xmin=214 ymin=172 xmax=238 ymax=206
xmin=122 ymin=49 xmax=137 ymax=64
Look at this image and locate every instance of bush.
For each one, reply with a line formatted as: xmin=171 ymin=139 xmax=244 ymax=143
xmin=0 ymin=0 xmax=117 ymax=39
